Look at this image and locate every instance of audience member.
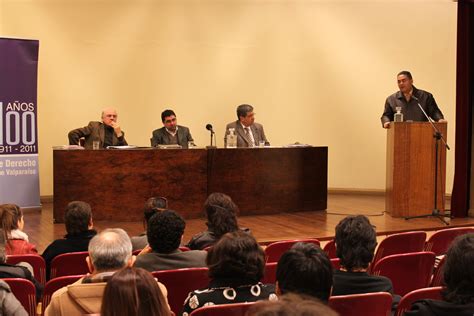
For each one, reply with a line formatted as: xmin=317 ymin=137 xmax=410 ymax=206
xmin=0 ymin=229 xmax=43 ymax=298
xmin=332 ymin=215 xmax=400 ymax=306
xmin=186 ymin=192 xmax=249 ymax=250
xmin=247 ymin=293 xmax=338 ymax=316
xmin=406 ymin=233 xmax=474 ymax=315
xmin=0 ymin=280 xmax=28 ymax=316
xmin=182 ymin=231 xmax=276 ymax=315
xmin=134 ymin=210 xmax=207 ymax=272
xmin=68 ymin=107 xmax=127 ymax=149
xmin=101 ymin=267 xmax=170 ymax=316
xmin=45 ymin=228 xmax=168 ymax=316
xmin=276 ymin=242 xmax=333 ymax=302
xmin=0 ymin=204 xmax=37 ymax=255
xmin=42 ymin=201 xmax=97 ymax=279
xmin=131 ymin=196 xmax=168 ymax=251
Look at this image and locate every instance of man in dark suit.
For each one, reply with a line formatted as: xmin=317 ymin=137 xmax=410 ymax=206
xmin=151 ymin=109 xmax=194 ymax=148
xmin=134 ymin=210 xmax=207 ymax=272
xmin=381 ymin=71 xmax=447 ymax=128
xmin=68 ymin=107 xmax=128 ymax=149
xmin=225 ymin=104 xmax=269 ymax=148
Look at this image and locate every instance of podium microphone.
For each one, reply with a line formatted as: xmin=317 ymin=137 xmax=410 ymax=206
xmin=206 ymin=124 xmax=215 ymax=134
xmin=205 ymin=124 xmax=217 ymax=148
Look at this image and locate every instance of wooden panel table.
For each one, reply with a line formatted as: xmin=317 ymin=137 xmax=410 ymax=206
xmin=53 ymin=147 xmax=327 ymax=222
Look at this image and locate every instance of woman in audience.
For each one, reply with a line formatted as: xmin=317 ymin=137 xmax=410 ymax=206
xmin=182 ymin=230 xmax=276 ymax=315
xmin=101 ymin=267 xmax=170 ymax=316
xmin=0 ymin=280 xmax=28 ymax=316
xmin=0 ymin=229 xmax=43 ymax=298
xmin=186 ymin=192 xmax=248 ymax=250
xmin=131 ymin=196 xmax=168 ymax=251
xmin=406 ymin=233 xmax=474 ymax=315
xmin=0 ymin=204 xmax=37 ymax=255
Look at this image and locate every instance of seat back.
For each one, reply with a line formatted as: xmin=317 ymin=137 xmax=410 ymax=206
xmin=372 ymin=231 xmax=427 ymax=267
xmin=330 ymin=258 xmax=341 ymax=270
xmin=323 ymin=240 xmax=337 ymax=259
xmin=424 ymin=227 xmax=474 ymax=256
xmin=371 ymin=252 xmax=435 ymax=296
xmin=6 ymin=254 xmax=46 ymax=286
xmin=152 ymin=267 xmax=210 ymax=315
xmin=261 ymin=262 xmax=277 ymax=284
xmin=265 ymin=239 xmax=320 ymax=263
xmin=3 ymin=278 xmax=36 ymax=316
xmin=431 ymin=256 xmax=446 ymax=287
xmin=189 ymin=302 xmax=256 ymax=316
xmin=50 ymin=251 xmax=89 ymax=279
xmin=395 ymin=286 xmax=442 ymax=316
xmin=41 ymin=274 xmax=84 ymax=314
xmin=329 ymin=292 xmax=392 ymax=316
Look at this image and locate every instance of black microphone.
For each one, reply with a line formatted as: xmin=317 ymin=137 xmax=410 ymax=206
xmin=205 ymin=124 xmax=215 ymax=134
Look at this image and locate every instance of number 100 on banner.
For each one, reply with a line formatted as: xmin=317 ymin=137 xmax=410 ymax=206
xmin=0 ymin=101 xmax=38 ymax=154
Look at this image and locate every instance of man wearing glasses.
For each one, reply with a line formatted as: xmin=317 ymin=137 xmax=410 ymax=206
xmin=151 ymin=109 xmax=194 ymax=148
xmin=225 ymin=104 xmax=269 ymax=148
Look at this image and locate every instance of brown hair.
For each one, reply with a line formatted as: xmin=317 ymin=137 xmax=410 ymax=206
xmin=101 ymin=267 xmax=170 ymax=316
xmin=0 ymin=204 xmax=23 ymax=246
xmin=204 ymin=193 xmax=239 ymax=239
xmin=207 ymin=231 xmax=264 ymax=285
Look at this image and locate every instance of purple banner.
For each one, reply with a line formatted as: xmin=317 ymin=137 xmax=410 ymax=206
xmin=0 ymin=38 xmax=40 ymax=208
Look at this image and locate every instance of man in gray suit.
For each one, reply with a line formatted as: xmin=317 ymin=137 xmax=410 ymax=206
xmin=225 ymin=104 xmax=269 ymax=148
xmin=134 ymin=210 xmax=207 ymax=272
xmin=151 ymin=109 xmax=194 ymax=148
xmin=68 ymin=107 xmax=128 ymax=149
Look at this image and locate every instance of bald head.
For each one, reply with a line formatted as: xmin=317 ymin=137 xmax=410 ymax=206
xmin=101 ymin=107 xmax=118 ymax=126
xmin=88 ymin=228 xmax=132 ymax=272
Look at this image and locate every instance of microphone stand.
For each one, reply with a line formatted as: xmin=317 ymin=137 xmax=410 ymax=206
xmin=405 ymin=96 xmax=450 ymax=225
xmin=206 ymin=130 xmax=217 ymax=149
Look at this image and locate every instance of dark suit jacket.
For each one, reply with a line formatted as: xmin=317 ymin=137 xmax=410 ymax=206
xmin=133 ymin=249 xmax=207 ymax=272
xmin=151 ymin=126 xmax=193 ymax=148
xmin=68 ymin=121 xmax=127 ymax=149
xmin=224 ymin=120 xmax=269 ymax=148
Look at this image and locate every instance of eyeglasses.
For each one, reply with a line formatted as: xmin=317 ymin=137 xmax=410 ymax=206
xmin=164 ymin=118 xmax=177 ymax=124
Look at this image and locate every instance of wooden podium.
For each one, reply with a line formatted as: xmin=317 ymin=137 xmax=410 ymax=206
xmin=385 ymin=122 xmax=447 ymax=217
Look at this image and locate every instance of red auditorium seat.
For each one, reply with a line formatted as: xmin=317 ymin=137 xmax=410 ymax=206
xmin=370 ymin=231 xmax=427 ymax=270
xmin=50 ymin=251 xmax=89 ymax=279
xmin=323 ymin=239 xmax=337 ymax=259
xmin=371 ymin=252 xmax=435 ymax=296
xmin=152 ymin=267 xmax=210 ymax=315
xmin=6 ymin=254 xmax=46 ymax=286
xmin=189 ymin=302 xmax=256 ymax=316
xmin=430 ymin=255 xmax=446 ymax=286
xmin=424 ymin=227 xmax=474 ymax=256
xmin=264 ymin=239 xmax=320 ymax=263
xmin=3 ymin=278 xmax=36 ymax=316
xmin=330 ymin=258 xmax=341 ymax=270
xmin=395 ymin=286 xmax=443 ymax=316
xmin=41 ymin=274 xmax=84 ymax=314
xmin=329 ymin=292 xmax=392 ymax=316
xmin=261 ymin=262 xmax=277 ymax=284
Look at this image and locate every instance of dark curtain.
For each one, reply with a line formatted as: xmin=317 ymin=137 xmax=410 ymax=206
xmin=451 ymin=0 xmax=474 ymax=217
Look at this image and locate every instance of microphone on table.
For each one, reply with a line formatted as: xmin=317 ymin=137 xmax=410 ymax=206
xmin=206 ymin=124 xmax=215 ymax=134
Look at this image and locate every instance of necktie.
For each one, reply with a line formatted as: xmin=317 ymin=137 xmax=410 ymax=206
xmin=244 ymin=127 xmax=254 ymax=147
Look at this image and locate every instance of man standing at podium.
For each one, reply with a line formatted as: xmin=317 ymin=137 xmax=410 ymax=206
xmin=381 ymin=71 xmax=446 ymax=128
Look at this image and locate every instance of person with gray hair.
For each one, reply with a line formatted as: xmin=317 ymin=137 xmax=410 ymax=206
xmin=68 ymin=107 xmax=128 ymax=149
xmin=45 ymin=228 xmax=169 ymax=316
xmin=224 ymin=104 xmax=269 ymax=148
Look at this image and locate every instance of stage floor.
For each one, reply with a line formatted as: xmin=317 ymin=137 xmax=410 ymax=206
xmin=26 ymin=193 xmax=474 ymax=253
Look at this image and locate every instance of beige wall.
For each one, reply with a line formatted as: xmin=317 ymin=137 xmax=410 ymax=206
xmin=1 ymin=0 xmax=457 ymax=196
